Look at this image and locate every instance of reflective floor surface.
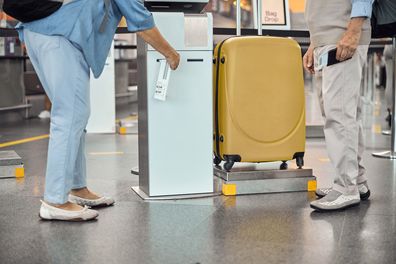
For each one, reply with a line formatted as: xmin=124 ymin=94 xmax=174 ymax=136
xmin=0 ymin=89 xmax=395 ymax=264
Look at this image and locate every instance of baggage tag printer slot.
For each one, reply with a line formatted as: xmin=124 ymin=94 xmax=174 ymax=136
xmin=154 ymin=59 xmax=171 ymax=101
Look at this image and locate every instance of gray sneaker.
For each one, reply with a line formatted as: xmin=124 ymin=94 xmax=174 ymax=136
xmin=310 ymin=190 xmax=360 ymax=211
xmin=315 ymin=182 xmax=371 ymax=200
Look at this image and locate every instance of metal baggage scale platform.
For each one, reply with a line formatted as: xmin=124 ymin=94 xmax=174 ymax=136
xmin=133 ymin=162 xmax=316 ymax=200
xmin=214 ymin=163 xmax=316 ymax=196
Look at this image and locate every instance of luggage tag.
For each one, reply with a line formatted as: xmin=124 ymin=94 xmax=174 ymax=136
xmin=154 ymin=59 xmax=171 ymax=101
xmin=316 ymin=52 xmax=328 ymax=72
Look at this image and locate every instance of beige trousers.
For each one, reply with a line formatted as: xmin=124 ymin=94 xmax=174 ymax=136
xmin=314 ymin=45 xmax=369 ymax=195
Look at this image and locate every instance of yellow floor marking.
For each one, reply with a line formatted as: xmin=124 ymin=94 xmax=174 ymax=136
xmin=116 ymin=115 xmax=138 ymax=123
xmin=0 ymin=134 xmax=49 ymax=148
xmin=122 ymin=115 xmax=138 ymax=121
xmin=372 ymin=124 xmax=382 ymax=134
xmin=88 ymin=151 xmax=124 ymax=156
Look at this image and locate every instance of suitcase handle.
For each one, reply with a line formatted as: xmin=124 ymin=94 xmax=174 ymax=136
xmin=236 ymin=0 xmax=262 ymax=36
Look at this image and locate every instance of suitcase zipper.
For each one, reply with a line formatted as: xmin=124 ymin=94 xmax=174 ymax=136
xmin=214 ymin=38 xmax=229 ymax=159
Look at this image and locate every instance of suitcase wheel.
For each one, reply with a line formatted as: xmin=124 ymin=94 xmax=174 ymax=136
xmin=213 ymin=156 xmax=222 ymax=166
xmin=223 ymin=161 xmax=234 ymax=172
xmin=296 ymin=156 xmax=304 ymax=169
xmin=222 ymin=155 xmax=241 ymax=171
xmin=280 ymin=161 xmax=288 ymax=170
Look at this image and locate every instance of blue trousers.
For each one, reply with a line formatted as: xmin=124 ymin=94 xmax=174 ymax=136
xmin=24 ymin=30 xmax=90 ymax=204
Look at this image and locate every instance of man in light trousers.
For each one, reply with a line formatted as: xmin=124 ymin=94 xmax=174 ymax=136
xmin=303 ymin=0 xmax=374 ymax=211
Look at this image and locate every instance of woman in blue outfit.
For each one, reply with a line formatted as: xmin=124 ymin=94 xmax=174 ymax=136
xmin=18 ymin=0 xmax=180 ymax=221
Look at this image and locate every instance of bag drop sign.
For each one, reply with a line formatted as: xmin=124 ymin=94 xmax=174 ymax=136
xmin=262 ymin=0 xmax=286 ymax=25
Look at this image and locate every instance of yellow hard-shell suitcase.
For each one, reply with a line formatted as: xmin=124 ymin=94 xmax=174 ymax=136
xmin=213 ymin=36 xmax=306 ymax=171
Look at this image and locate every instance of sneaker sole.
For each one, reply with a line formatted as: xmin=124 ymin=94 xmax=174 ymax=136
xmin=360 ymin=190 xmax=371 ymax=200
xmin=316 ymin=190 xmax=371 ymax=201
xmin=310 ymin=201 xmax=360 ymax=212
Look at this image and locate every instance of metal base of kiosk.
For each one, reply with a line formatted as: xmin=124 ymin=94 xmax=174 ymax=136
xmin=131 ymin=186 xmax=220 ymax=201
xmin=373 ymin=37 xmax=396 ymax=160
xmin=214 ymin=164 xmax=316 ymax=196
xmin=382 ymin=130 xmax=391 ymax=136
xmin=372 ymin=151 xmax=396 ymax=159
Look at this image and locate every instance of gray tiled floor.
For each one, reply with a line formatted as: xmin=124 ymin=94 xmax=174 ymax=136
xmin=0 ymin=90 xmax=395 ymax=264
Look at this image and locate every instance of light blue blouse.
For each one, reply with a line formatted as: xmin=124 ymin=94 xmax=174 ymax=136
xmin=17 ymin=0 xmax=155 ymax=78
xmin=351 ymin=0 xmax=374 ymax=18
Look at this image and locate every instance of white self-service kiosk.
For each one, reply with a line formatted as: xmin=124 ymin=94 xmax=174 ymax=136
xmin=132 ymin=2 xmax=214 ymax=199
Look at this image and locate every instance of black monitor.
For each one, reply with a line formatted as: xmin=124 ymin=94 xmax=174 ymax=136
xmin=144 ymin=0 xmax=208 ymax=13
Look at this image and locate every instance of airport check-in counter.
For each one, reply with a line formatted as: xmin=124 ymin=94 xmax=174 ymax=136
xmin=133 ymin=1 xmax=214 ymax=198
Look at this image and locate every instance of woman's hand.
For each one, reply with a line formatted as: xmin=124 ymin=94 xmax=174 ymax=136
xmin=166 ymin=50 xmax=180 ymax=70
xmin=137 ymin=27 xmax=180 ymax=70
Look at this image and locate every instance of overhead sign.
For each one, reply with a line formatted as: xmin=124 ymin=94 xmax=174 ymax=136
xmin=259 ymin=0 xmax=291 ymax=30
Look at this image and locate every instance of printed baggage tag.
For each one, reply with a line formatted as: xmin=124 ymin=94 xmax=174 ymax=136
xmin=316 ymin=52 xmax=328 ymax=72
xmin=154 ymin=59 xmax=171 ymax=101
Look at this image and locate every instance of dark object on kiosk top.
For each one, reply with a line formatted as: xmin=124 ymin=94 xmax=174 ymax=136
xmin=144 ymin=0 xmax=208 ymax=13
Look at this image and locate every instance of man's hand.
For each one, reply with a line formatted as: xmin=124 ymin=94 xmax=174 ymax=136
xmin=303 ymin=45 xmax=315 ymax=74
xmin=336 ymin=17 xmax=365 ymax=61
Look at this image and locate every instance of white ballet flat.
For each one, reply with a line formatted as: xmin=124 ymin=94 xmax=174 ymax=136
xmin=39 ymin=200 xmax=99 ymax=221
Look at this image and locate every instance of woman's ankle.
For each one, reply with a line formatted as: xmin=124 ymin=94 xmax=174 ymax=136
xmin=46 ymin=201 xmax=83 ymax=211
xmin=70 ymin=187 xmax=101 ymax=200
